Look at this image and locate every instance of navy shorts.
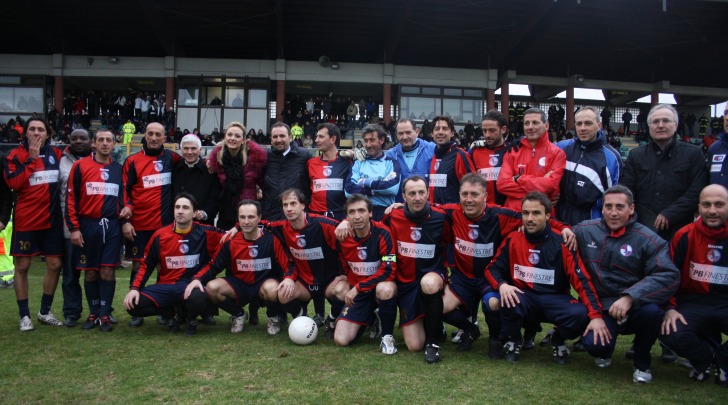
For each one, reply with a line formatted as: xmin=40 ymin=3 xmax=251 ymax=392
xmin=221 ymin=276 xmax=273 ymax=306
xmin=448 ymin=271 xmax=491 ymax=312
xmin=11 ymin=226 xmax=64 ymax=256
xmin=76 ymin=218 xmax=121 ymax=270
xmin=339 ymin=290 xmax=378 ymax=326
xmin=299 ymin=276 xmax=338 ymax=301
xmin=139 ymin=283 xmax=188 ymax=308
xmin=397 ymin=281 xmax=424 ymax=327
xmin=126 ymin=229 xmax=155 ymax=261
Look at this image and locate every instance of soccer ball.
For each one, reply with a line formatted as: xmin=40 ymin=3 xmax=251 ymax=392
xmin=288 ymin=316 xmax=318 ymax=345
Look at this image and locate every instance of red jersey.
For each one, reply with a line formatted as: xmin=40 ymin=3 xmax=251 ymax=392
xmin=307 ymin=155 xmax=351 ymax=215
xmin=428 ymin=142 xmax=475 ymax=204
xmin=471 ymin=143 xmax=509 ymax=206
xmin=65 ymin=154 xmax=124 ymax=231
xmin=337 ymin=220 xmax=396 ymax=292
xmin=123 ymin=148 xmax=180 ymax=230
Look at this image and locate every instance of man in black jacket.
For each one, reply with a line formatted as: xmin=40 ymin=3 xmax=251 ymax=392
xmin=173 ymin=134 xmax=220 ymax=225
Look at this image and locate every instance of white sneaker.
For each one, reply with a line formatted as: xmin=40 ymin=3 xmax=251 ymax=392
xmin=230 ymin=314 xmax=246 ymax=333
xmin=595 ymin=357 xmax=612 ymax=368
xmin=37 ymin=311 xmax=63 ymax=327
xmin=19 ymin=316 xmax=34 ymax=331
xmin=633 ymin=368 xmax=653 ymax=384
xmin=381 ymin=334 xmax=397 ymax=355
xmin=452 ymin=329 xmax=464 ymax=343
xmin=267 ymin=316 xmax=281 ymax=335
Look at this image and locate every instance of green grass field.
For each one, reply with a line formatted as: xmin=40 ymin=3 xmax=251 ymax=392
xmin=0 ymin=259 xmax=726 ymax=404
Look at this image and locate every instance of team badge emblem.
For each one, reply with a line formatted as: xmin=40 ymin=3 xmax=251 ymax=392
xmin=410 ymin=229 xmax=421 ymax=241
xmin=249 ymin=248 xmax=258 ymax=258
xmin=707 ymin=249 xmax=721 ymax=263
xmin=620 ymin=244 xmax=633 ymax=257
xmin=434 ymin=160 xmax=441 ymax=171
xmin=179 ymin=244 xmax=189 ymax=254
xmin=154 ymin=161 xmax=163 ymax=172
xmin=48 ymin=155 xmax=55 ymax=165
xmin=468 ymin=229 xmax=479 ymax=240
xmin=528 ymin=252 xmax=539 ymax=265
xmin=489 ymin=156 xmax=499 ymax=166
xmin=297 ymin=237 xmax=306 ymax=248
xmin=100 ymin=171 xmax=109 ymax=180
xmin=323 ymin=167 xmax=332 ymax=177
xmin=538 ymin=157 xmax=546 ymax=167
xmin=357 ymin=249 xmax=367 ymax=260
xmin=713 ymin=154 xmax=726 ymax=163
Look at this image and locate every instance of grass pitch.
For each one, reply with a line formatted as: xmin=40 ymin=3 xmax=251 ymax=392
xmin=0 ymin=259 xmax=726 ymax=404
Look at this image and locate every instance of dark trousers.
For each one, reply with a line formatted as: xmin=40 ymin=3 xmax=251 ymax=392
xmin=61 ymin=238 xmax=83 ymax=319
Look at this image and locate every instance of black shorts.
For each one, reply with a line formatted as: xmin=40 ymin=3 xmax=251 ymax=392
xmin=221 ymin=276 xmax=273 ymax=306
xmin=448 ymin=271 xmax=492 ymax=312
xmin=139 ymin=283 xmax=188 ymax=308
xmin=126 ymin=229 xmax=155 ymax=261
xmin=11 ymin=226 xmax=64 ymax=256
xmin=339 ymin=290 xmax=378 ymax=326
xmin=76 ymin=218 xmax=121 ymax=270
xmin=397 ymin=281 xmax=424 ymax=327
xmin=298 ymin=276 xmax=338 ymax=301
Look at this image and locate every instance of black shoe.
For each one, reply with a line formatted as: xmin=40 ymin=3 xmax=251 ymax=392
xmin=82 ymin=315 xmax=99 ymax=330
xmin=109 ymin=314 xmax=118 ymax=324
xmin=201 ymin=314 xmax=216 ymax=326
xmin=572 ymin=337 xmax=586 ymax=352
xmin=324 ymin=316 xmax=336 ymax=340
xmin=424 ymin=343 xmax=441 ymax=364
xmin=553 ymin=345 xmax=570 ymax=365
xmin=660 ymin=344 xmax=678 ymax=363
xmin=99 ymin=316 xmax=113 ymax=332
xmin=64 ymin=316 xmax=79 ymax=328
xmin=689 ymin=366 xmax=711 ymax=382
xmin=540 ymin=329 xmax=554 ymax=347
xmin=488 ymin=338 xmax=504 ymax=359
xmin=128 ymin=316 xmax=144 ymax=327
xmin=184 ymin=320 xmax=198 ymax=336
xmin=503 ymin=341 xmax=521 ymax=363
xmin=457 ymin=328 xmax=481 ymax=352
xmin=522 ymin=333 xmax=536 ymax=351
xmin=625 ymin=343 xmax=635 ymax=360
xmin=167 ymin=317 xmax=180 ymax=333
xmin=157 ymin=315 xmax=170 ymax=326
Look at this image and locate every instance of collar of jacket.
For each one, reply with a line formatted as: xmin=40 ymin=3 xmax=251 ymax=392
xmin=434 ymin=141 xmax=456 ymax=158
xmin=577 ymin=131 xmax=606 ymax=150
xmin=647 ymin=135 xmax=677 ymax=155
xmin=520 ymin=131 xmax=550 ymax=150
xmin=524 ymin=222 xmax=552 ymax=244
xmin=601 ymin=213 xmax=638 ymax=237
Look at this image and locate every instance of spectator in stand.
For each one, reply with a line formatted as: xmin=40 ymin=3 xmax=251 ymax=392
xmin=622 ymin=109 xmax=633 ymax=135
xmin=246 ymin=129 xmax=256 ymax=140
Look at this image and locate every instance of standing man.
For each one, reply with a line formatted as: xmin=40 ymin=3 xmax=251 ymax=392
xmin=557 ymin=107 xmax=622 ymax=225
xmin=621 ymin=104 xmax=707 ymax=241
xmin=307 ymin=123 xmax=352 ymax=221
xmin=65 ymin=129 xmax=124 ymax=332
xmin=707 ymin=102 xmax=728 ymax=189
xmin=662 ymin=184 xmax=728 ymax=386
xmin=334 ymin=195 xmax=398 ymax=353
xmin=122 ymin=193 xmax=223 ymax=335
xmin=600 ymin=106 xmax=612 ymax=131
xmin=575 ymin=185 xmax=680 ymax=383
xmin=622 ymin=109 xmax=633 ymax=135
xmin=385 ymin=118 xmax=435 ymax=201
xmin=173 ymin=134 xmax=221 ymax=226
xmin=260 ymin=122 xmax=311 ymax=221
xmin=470 ymin=110 xmax=511 ymax=206
xmin=345 ymin=124 xmax=401 ymax=221
xmin=121 ymin=122 xmax=181 ymax=326
xmin=185 ymin=200 xmax=288 ymax=335
xmin=58 ymin=129 xmax=92 ymax=326
xmin=3 ymin=117 xmax=65 ymax=330
xmin=122 ymin=120 xmax=135 ymax=144
xmin=428 ymin=115 xmax=475 ymax=204
xmin=497 ymin=108 xmax=566 ymax=212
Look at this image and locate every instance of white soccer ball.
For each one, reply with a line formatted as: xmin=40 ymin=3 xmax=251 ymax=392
xmin=288 ymin=316 xmax=318 ymax=345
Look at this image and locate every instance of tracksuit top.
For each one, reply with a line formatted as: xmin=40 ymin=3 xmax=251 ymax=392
xmin=123 ymin=148 xmax=180 ymax=230
xmin=428 ymin=141 xmax=475 ymax=204
xmin=385 ymin=139 xmax=435 ymax=201
xmin=345 ymin=153 xmax=401 ymax=209
xmin=707 ymin=132 xmax=728 ymax=190
xmin=65 ymin=154 xmax=124 ymax=231
xmin=307 ymin=155 xmax=351 ymax=214
xmin=336 ymin=220 xmax=396 ymax=293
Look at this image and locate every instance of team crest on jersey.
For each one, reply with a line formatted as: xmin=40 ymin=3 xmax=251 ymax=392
xmin=100 ymin=170 xmax=109 ymax=180
xmin=707 ymin=249 xmax=721 ymax=263
xmin=249 ymin=247 xmax=259 ymax=258
xmin=489 ymin=156 xmax=499 ymax=166
xmin=538 ymin=157 xmax=546 ymax=167
xmin=468 ymin=228 xmax=479 ymax=240
xmin=296 ymin=236 xmax=306 ymax=248
xmin=528 ymin=252 xmax=539 ymax=265
xmin=323 ymin=167 xmax=332 ymax=177
xmin=713 ymin=154 xmax=726 ymax=163
xmin=357 ymin=249 xmax=367 ymax=260
xmin=179 ymin=243 xmax=189 ymax=254
xmin=620 ymin=244 xmax=633 ymax=257
xmin=410 ymin=229 xmax=421 ymax=241
xmin=434 ymin=159 xmax=441 ymax=171
xmin=154 ymin=161 xmax=163 ymax=172
xmin=48 ymin=155 xmax=55 ymax=165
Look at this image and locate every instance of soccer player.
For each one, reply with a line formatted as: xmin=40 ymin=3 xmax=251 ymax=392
xmin=428 ymin=115 xmax=475 ymax=204
xmin=122 ymin=193 xmax=224 ymax=335
xmin=470 ymin=110 xmax=511 ymax=206
xmin=184 ymin=200 xmax=290 ymax=335
xmin=65 ymin=129 xmax=124 ymax=332
xmin=121 ymin=122 xmax=180 ymax=326
xmin=3 ymin=117 xmax=65 ymax=330
xmin=272 ymin=188 xmax=348 ymax=338
xmin=485 ymin=192 xmax=608 ymax=365
xmin=334 ymin=194 xmax=398 ymax=353
xmin=307 ymin=123 xmax=352 ymax=221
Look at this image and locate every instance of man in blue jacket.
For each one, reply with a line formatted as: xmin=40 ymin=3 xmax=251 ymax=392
xmin=385 ymin=118 xmax=435 ymax=202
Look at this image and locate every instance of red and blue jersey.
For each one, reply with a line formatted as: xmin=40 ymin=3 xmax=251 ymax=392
xmin=65 ymin=154 xmax=124 ymax=230
xmin=123 ymin=148 xmax=180 ymax=230
xmin=307 ymin=156 xmax=351 ymax=215
xmin=194 ymin=229 xmax=293 ymax=285
xmin=3 ymin=141 xmax=63 ymax=231
xmin=337 ymin=221 xmax=396 ymax=292
xmin=428 ymin=141 xmax=475 ymax=204
xmin=131 ymin=222 xmax=224 ymax=289
xmin=470 ymin=143 xmax=509 ymax=206
xmin=268 ymin=213 xmax=342 ymax=285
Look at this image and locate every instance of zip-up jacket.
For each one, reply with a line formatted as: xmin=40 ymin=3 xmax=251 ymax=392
xmin=707 ymin=131 xmax=728 ymax=189
xmin=385 ymin=138 xmax=435 ymax=202
xmin=345 ymin=153 xmax=401 ymax=209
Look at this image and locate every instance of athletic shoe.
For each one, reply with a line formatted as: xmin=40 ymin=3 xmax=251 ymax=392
xmin=312 ymin=313 xmax=325 ymax=328
xmin=595 ymin=357 xmax=613 ymax=368
xmin=82 ymin=314 xmax=99 ymax=330
xmin=266 ymin=316 xmax=281 ymax=335
xmin=552 ymin=345 xmax=571 ymax=365
xmin=632 ymin=368 xmax=653 ymax=384
xmin=157 ymin=315 xmax=170 ymax=326
xmin=660 ymin=344 xmax=678 ymax=363
xmin=230 ymin=314 xmax=246 ymax=333
xmin=572 ymin=337 xmax=586 ymax=352
xmin=488 ymin=338 xmax=503 ymax=359
xmin=99 ymin=316 xmax=113 ymax=332
xmin=676 ymin=357 xmax=693 ymax=369
xmin=109 ymin=314 xmax=118 ymax=324
xmin=167 ymin=316 xmax=181 ymax=333
xmin=522 ymin=331 xmax=536 ymax=351
xmin=381 ymin=334 xmax=397 ymax=355
xmin=540 ymin=329 xmax=554 ymax=346
xmin=452 ymin=329 xmax=464 ymax=344
xmin=324 ymin=316 xmax=336 ymax=340
xmin=201 ymin=314 xmax=216 ymax=326
xmin=424 ymin=343 xmax=441 ymax=364
xmin=119 ymin=260 xmax=132 ymax=269
xmin=716 ymin=367 xmax=728 ymax=387
xmin=64 ymin=316 xmax=79 ymax=327
xmin=503 ymin=341 xmax=521 ymax=363
xmin=688 ymin=366 xmax=711 ymax=382
xmin=184 ymin=320 xmax=198 ymax=336
xmin=369 ymin=309 xmax=382 ymax=339
xmin=457 ymin=328 xmax=481 ymax=352
xmin=19 ymin=315 xmax=34 ymax=331
xmin=625 ymin=342 xmax=635 ymax=359
xmin=128 ymin=316 xmax=144 ymax=327
xmin=37 ymin=311 xmax=63 ymax=327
